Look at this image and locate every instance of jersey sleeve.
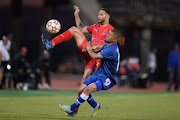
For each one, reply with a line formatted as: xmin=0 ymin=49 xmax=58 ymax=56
xmin=100 ymin=47 xmax=115 ymax=60
xmin=86 ymin=24 xmax=96 ymax=33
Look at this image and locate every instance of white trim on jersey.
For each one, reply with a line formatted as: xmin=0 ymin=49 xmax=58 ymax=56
xmin=116 ymin=47 xmax=120 ymax=72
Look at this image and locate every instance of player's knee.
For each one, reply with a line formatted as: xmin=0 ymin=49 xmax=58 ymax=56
xmin=84 ymin=86 xmax=93 ymax=94
xmin=70 ymin=26 xmax=80 ymax=33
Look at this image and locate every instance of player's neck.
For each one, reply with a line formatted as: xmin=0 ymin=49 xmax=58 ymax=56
xmin=100 ymin=21 xmax=109 ymax=26
xmin=107 ymin=42 xmax=116 ymax=47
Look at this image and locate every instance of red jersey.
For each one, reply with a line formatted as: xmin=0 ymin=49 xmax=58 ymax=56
xmin=87 ymin=24 xmax=114 ymax=46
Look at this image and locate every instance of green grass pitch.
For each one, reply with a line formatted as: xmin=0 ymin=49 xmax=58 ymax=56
xmin=0 ymin=90 xmax=180 ymax=120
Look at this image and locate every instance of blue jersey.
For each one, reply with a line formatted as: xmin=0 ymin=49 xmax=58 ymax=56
xmin=98 ymin=43 xmax=120 ymax=85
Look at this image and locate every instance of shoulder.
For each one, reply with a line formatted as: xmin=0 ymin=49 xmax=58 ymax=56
xmin=111 ymin=44 xmax=119 ymax=54
xmin=104 ymin=44 xmax=117 ymax=52
xmin=108 ymin=24 xmax=114 ymax=29
xmin=102 ymin=43 xmax=107 ymax=49
xmin=111 ymin=43 xmax=118 ymax=49
xmin=91 ymin=24 xmax=99 ymax=27
xmin=87 ymin=24 xmax=99 ymax=30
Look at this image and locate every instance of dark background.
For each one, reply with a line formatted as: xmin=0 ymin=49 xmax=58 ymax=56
xmin=0 ymin=0 xmax=180 ymax=81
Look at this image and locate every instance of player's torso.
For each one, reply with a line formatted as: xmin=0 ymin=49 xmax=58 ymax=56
xmin=99 ymin=44 xmax=120 ymax=80
xmin=91 ymin=24 xmax=114 ymax=45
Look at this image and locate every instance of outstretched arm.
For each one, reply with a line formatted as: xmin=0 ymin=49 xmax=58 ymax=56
xmin=86 ymin=42 xmax=103 ymax=59
xmin=74 ymin=5 xmax=89 ymax=33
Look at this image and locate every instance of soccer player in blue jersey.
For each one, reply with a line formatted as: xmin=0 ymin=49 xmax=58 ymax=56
xmin=59 ymin=29 xmax=125 ymax=117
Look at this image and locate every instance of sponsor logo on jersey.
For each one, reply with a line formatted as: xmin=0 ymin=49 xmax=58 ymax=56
xmin=102 ymin=31 xmax=106 ymax=34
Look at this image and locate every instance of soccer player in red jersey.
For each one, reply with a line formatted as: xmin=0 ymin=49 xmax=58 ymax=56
xmin=42 ymin=5 xmax=114 ymax=116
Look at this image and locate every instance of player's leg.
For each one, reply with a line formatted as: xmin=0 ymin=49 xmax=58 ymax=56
xmin=59 ymin=83 xmax=87 ymax=114
xmin=69 ymin=69 xmax=93 ymax=112
xmin=68 ymin=61 xmax=95 ymax=117
xmin=59 ymin=74 xmax=97 ymax=113
xmin=42 ymin=26 xmax=86 ymax=50
xmin=78 ymin=60 xmax=97 ymax=91
xmin=70 ymin=82 xmax=102 ymax=117
xmin=85 ymin=81 xmax=102 ymax=117
xmin=67 ymin=82 xmax=88 ymax=117
xmin=61 ymin=79 xmax=102 ymax=117
xmin=68 ymin=83 xmax=97 ymax=109
xmin=74 ymin=69 xmax=93 ymax=107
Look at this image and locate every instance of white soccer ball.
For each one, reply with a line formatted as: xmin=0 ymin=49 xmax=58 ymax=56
xmin=46 ymin=19 xmax=61 ymax=34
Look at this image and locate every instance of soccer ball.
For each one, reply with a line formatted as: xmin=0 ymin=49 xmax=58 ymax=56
xmin=46 ymin=19 xmax=61 ymax=34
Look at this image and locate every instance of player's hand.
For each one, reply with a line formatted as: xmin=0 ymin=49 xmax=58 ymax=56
xmin=74 ymin=5 xmax=80 ymax=15
xmin=92 ymin=45 xmax=100 ymax=52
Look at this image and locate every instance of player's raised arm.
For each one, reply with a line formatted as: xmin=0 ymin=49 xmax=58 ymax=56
xmin=86 ymin=42 xmax=103 ymax=59
xmin=73 ymin=5 xmax=89 ymax=33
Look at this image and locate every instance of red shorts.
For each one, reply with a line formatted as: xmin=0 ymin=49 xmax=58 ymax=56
xmin=78 ymin=38 xmax=101 ymax=70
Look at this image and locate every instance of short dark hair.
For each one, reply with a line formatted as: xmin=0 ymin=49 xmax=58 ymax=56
xmin=111 ymin=29 xmax=122 ymax=41
xmin=100 ymin=8 xmax=111 ymax=16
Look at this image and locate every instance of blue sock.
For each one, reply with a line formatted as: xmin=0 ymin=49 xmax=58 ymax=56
xmin=71 ymin=93 xmax=89 ymax=111
xmin=87 ymin=94 xmax=97 ymax=108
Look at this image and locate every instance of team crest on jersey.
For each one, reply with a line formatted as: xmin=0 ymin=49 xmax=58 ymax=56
xmin=102 ymin=31 xmax=106 ymax=34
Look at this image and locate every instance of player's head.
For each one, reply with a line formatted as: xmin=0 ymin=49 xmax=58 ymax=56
xmin=98 ymin=8 xmax=111 ymax=24
xmin=105 ymin=29 xmax=125 ymax=46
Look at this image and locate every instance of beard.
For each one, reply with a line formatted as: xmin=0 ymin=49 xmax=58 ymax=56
xmin=98 ymin=19 xmax=105 ymax=24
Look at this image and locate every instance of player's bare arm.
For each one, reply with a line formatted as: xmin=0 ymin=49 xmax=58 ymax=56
xmin=86 ymin=42 xmax=103 ymax=59
xmin=73 ymin=5 xmax=89 ymax=33
xmin=92 ymin=45 xmax=103 ymax=53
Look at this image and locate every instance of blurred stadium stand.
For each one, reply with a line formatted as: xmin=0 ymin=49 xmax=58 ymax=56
xmin=0 ymin=0 xmax=180 ymax=82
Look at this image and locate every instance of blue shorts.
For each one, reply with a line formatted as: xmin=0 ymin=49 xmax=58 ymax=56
xmin=83 ymin=72 xmax=115 ymax=91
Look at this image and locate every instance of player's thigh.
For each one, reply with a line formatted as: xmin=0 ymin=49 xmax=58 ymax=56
xmin=69 ymin=26 xmax=86 ymax=46
xmin=95 ymin=74 xmax=115 ymax=91
xmin=101 ymin=77 xmax=115 ymax=90
xmin=83 ymin=73 xmax=97 ymax=87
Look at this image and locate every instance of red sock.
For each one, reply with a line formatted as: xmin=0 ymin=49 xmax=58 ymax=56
xmin=76 ymin=93 xmax=81 ymax=110
xmin=51 ymin=30 xmax=73 ymax=46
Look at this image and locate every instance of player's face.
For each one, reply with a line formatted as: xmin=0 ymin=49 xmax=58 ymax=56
xmin=105 ymin=31 xmax=115 ymax=43
xmin=98 ymin=10 xmax=107 ymax=23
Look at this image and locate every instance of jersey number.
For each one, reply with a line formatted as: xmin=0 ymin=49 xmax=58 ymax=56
xmin=104 ymin=78 xmax=111 ymax=86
